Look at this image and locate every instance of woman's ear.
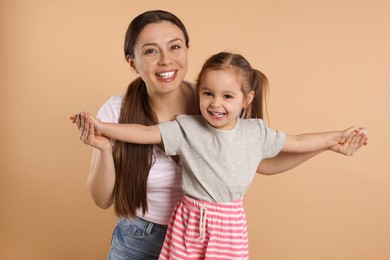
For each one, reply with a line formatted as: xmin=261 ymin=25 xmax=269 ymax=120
xmin=127 ymin=55 xmax=138 ymax=73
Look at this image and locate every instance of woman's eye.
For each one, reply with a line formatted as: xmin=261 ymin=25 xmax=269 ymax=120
xmin=172 ymin=45 xmax=181 ymax=50
xmin=144 ymin=49 xmax=157 ymax=54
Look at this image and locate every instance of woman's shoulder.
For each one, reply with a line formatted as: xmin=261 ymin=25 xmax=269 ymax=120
xmin=97 ymin=94 xmax=124 ymax=123
xmin=184 ymin=80 xmax=196 ymax=91
xmin=106 ymin=94 xmax=124 ymax=106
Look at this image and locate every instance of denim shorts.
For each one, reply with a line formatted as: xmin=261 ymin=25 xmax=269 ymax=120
xmin=108 ymin=217 xmax=168 ymax=260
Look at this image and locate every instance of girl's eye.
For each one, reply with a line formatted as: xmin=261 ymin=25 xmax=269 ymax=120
xmin=224 ymin=95 xmax=233 ymax=99
xmin=203 ymin=91 xmax=213 ymax=96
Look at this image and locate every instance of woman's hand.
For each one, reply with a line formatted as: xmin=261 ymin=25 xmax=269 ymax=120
xmin=329 ymin=128 xmax=368 ymax=156
xmin=70 ymin=112 xmax=112 ymax=152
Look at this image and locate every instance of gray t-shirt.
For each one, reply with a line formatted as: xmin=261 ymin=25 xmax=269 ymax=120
xmin=158 ymin=115 xmax=286 ymax=203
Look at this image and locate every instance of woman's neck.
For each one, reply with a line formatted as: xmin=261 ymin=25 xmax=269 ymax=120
xmin=149 ymin=82 xmax=196 ymax=123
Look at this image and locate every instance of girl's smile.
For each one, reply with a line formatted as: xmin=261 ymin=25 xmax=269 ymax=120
xmin=199 ymin=70 xmax=249 ymax=131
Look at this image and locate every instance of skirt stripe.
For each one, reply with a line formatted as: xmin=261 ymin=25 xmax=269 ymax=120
xmin=159 ymin=196 xmax=249 ymax=260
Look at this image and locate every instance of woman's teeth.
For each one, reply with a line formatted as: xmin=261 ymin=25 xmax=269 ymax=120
xmin=157 ymin=71 xmax=175 ymax=78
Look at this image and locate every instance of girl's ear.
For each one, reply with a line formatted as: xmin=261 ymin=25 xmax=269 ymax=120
xmin=244 ymin=90 xmax=255 ymax=107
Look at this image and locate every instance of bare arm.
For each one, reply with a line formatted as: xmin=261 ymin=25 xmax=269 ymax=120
xmin=258 ymin=150 xmax=324 ymax=175
xmin=282 ymin=126 xmax=359 ymax=153
xmin=79 ymin=112 xmax=162 ymax=145
xmin=257 ymin=127 xmax=368 ymax=175
xmin=71 ymin=113 xmax=115 ymax=209
xmin=88 ymin=147 xmax=115 ymax=209
xmin=99 ymin=121 xmax=162 ymax=145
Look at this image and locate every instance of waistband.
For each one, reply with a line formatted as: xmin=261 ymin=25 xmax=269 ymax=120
xmin=182 ymin=195 xmax=244 ymax=210
xmin=181 ymin=195 xmax=244 ymax=241
xmin=121 ymin=216 xmax=168 ymax=235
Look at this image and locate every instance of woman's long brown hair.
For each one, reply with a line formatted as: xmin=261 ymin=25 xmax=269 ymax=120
xmin=114 ymin=10 xmax=190 ymax=218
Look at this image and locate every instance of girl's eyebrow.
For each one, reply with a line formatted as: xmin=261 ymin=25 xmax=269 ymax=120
xmin=223 ymin=90 xmax=238 ymax=95
xmin=140 ymin=38 xmax=184 ymax=49
xmin=199 ymin=86 xmax=212 ymax=91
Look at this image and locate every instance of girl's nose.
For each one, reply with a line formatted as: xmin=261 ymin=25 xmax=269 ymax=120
xmin=210 ymin=97 xmax=221 ymax=107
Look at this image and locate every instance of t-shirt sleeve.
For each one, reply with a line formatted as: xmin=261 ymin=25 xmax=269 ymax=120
xmin=97 ymin=95 xmax=123 ymax=123
xmin=96 ymin=95 xmax=123 ymax=146
xmin=259 ymin=120 xmax=286 ymax=158
xmin=157 ymin=120 xmax=182 ymax=157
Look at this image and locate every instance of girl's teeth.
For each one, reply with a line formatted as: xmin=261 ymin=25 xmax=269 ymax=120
xmin=158 ymin=71 xmax=175 ymax=78
xmin=212 ymin=112 xmax=224 ymax=117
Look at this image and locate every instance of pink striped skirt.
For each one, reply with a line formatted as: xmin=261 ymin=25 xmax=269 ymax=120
xmin=159 ymin=195 xmax=249 ymax=260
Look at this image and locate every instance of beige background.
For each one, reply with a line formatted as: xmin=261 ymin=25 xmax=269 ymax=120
xmin=1 ymin=0 xmax=389 ymax=259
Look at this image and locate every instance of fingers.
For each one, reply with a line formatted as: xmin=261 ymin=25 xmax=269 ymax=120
xmin=70 ymin=113 xmax=85 ymax=139
xmin=69 ymin=114 xmax=77 ymax=123
xmin=344 ymin=128 xmax=368 ymax=156
xmin=80 ymin=114 xmax=89 ymax=142
xmin=340 ymin=131 xmax=356 ymax=156
xmin=358 ymin=128 xmax=368 ymax=146
xmin=353 ymin=128 xmax=368 ymax=147
xmin=345 ymin=131 xmax=359 ymax=156
xmin=79 ymin=113 xmax=85 ymax=138
xmin=88 ymin=117 xmax=95 ymax=137
xmin=341 ymin=126 xmax=358 ymax=142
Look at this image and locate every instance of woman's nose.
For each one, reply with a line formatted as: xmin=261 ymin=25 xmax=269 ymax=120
xmin=158 ymin=51 xmax=172 ymax=65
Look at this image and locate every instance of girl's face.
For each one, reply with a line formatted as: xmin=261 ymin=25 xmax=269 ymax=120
xmin=198 ymin=69 xmax=253 ymax=130
xmin=130 ymin=21 xmax=188 ymax=96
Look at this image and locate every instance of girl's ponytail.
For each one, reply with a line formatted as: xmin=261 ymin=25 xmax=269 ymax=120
xmin=244 ymin=68 xmax=268 ymax=119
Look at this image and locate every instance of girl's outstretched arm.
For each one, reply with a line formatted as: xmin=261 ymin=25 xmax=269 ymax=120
xmin=257 ymin=127 xmax=368 ymax=175
xmin=281 ymin=126 xmax=365 ymax=153
xmin=76 ymin=111 xmax=162 ymax=145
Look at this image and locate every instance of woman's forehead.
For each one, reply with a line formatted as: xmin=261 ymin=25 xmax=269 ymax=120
xmin=136 ymin=21 xmax=185 ymax=46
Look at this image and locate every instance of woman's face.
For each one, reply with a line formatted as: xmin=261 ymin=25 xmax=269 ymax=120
xmin=130 ymin=21 xmax=189 ymax=95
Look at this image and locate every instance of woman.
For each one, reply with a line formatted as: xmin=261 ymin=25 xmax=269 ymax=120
xmin=75 ymin=10 xmax=367 ymax=260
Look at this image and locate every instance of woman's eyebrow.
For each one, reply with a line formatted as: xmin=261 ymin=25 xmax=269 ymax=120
xmin=140 ymin=38 xmax=184 ymax=49
xmin=169 ymin=38 xmax=184 ymax=44
xmin=140 ymin=42 xmax=158 ymax=49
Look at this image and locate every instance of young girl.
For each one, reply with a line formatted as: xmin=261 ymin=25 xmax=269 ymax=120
xmin=72 ymin=52 xmax=367 ymax=259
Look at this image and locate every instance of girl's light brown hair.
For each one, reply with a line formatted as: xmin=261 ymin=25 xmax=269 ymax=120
xmin=196 ymin=52 xmax=269 ymax=119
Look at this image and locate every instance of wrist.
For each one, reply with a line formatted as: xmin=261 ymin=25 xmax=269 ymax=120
xmin=97 ymin=141 xmax=113 ymax=153
xmin=338 ymin=130 xmax=345 ymax=143
xmin=96 ymin=121 xmax=105 ymax=135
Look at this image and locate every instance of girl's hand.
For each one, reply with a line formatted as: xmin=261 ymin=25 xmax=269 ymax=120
xmin=329 ymin=128 xmax=368 ymax=156
xmin=70 ymin=112 xmax=112 ymax=151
